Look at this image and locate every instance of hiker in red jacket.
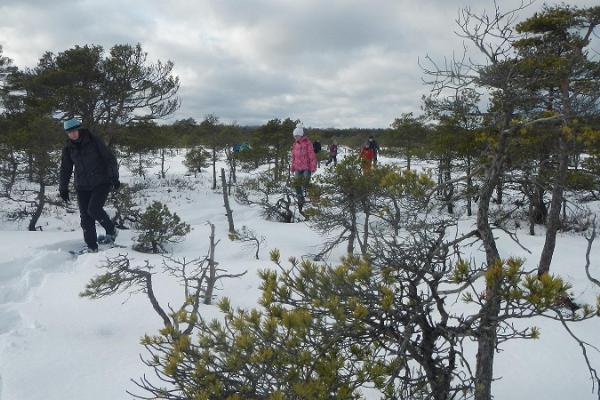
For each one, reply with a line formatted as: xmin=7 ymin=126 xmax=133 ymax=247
xmin=360 ymin=141 xmax=374 ymax=173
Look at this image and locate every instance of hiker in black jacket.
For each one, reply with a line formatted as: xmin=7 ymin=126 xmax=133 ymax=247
xmin=368 ymin=135 xmax=379 ymax=165
xmin=59 ymin=118 xmax=120 ymax=253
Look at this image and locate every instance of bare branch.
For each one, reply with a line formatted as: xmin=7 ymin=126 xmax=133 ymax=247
xmin=557 ymin=312 xmax=600 ymax=399
xmin=585 ymin=222 xmax=600 ymax=288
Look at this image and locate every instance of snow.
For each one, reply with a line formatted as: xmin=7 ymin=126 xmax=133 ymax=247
xmin=0 ymin=152 xmax=598 ymax=399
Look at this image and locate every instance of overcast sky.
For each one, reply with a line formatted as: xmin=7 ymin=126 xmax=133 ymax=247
xmin=0 ymin=0 xmax=598 ymax=128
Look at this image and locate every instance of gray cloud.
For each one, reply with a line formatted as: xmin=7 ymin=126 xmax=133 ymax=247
xmin=1 ymin=0 xmax=598 ymax=128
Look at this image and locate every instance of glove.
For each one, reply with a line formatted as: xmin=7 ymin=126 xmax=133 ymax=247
xmin=112 ymin=179 xmax=121 ymax=190
xmin=59 ymin=189 xmax=70 ymax=203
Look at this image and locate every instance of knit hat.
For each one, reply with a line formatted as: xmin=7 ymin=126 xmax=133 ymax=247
xmin=64 ymin=118 xmax=81 ymax=131
xmin=293 ymin=123 xmax=304 ymax=137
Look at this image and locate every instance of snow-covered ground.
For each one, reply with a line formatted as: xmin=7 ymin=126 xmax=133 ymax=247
xmin=0 ymin=152 xmax=598 ymax=400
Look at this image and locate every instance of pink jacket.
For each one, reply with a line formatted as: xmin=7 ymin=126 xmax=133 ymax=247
xmin=291 ymin=136 xmax=317 ymax=173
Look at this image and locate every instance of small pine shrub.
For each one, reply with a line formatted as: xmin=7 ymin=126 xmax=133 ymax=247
xmin=566 ymin=170 xmax=597 ymax=192
xmin=133 ymin=201 xmax=191 ymax=253
xmin=107 ymin=183 xmax=142 ymax=229
xmin=184 ymin=147 xmax=211 ymax=176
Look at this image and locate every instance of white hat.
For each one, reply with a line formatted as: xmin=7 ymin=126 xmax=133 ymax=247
xmin=293 ymin=123 xmax=304 ymax=137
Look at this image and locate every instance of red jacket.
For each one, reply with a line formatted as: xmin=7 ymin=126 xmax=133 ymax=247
xmin=360 ymin=147 xmax=374 ymax=161
xmin=291 ymin=136 xmax=317 ymax=172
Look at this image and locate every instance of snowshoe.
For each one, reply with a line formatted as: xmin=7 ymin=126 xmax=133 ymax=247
xmin=98 ymin=230 xmax=118 ymax=245
xmin=68 ymin=242 xmax=126 ymax=257
xmin=69 ymin=246 xmax=98 ymax=256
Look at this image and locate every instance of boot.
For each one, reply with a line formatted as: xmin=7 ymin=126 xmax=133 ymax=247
xmin=98 ymin=229 xmax=118 ymax=245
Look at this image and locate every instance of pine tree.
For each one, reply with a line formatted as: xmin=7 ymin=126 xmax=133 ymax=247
xmin=183 ymin=147 xmax=211 ymax=177
xmin=512 ymin=5 xmax=600 ymax=276
xmin=306 ymin=156 xmax=382 ymax=256
xmin=124 ymin=233 xmax=596 ymax=400
xmin=134 ymin=201 xmax=191 ymax=253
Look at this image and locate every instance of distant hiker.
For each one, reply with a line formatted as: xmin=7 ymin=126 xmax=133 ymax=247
xmin=313 ymin=139 xmax=322 ymax=154
xmin=360 ymin=141 xmax=374 ymax=173
xmin=368 ymin=135 xmax=380 ymax=164
xmin=326 ymin=140 xmax=338 ymax=166
xmin=290 ymin=123 xmax=317 ymax=209
xmin=313 ymin=139 xmax=322 ymax=168
xmin=232 ymin=143 xmax=250 ymax=152
xmin=59 ymin=118 xmax=120 ymax=253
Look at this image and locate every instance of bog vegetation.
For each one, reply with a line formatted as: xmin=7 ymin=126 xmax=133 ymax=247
xmin=1 ymin=3 xmax=600 ymax=400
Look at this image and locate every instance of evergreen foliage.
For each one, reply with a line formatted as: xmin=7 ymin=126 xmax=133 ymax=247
xmin=0 ymin=45 xmax=16 ymax=108
xmin=134 ymin=201 xmax=191 ymax=253
xmin=198 ymin=114 xmax=223 ymax=189
xmin=307 ymin=156 xmax=412 ymax=255
xmin=183 ymin=147 xmax=211 ymax=177
xmin=126 ymin=230 xmax=597 ymax=400
xmin=420 ymin=4 xmax=600 ymax=398
xmin=0 ymin=110 xmax=63 ymax=230
xmin=386 ymin=112 xmax=429 ymax=169
xmin=251 ymin=118 xmax=297 ymax=180
xmin=6 ymin=43 xmax=179 ymax=144
xmin=119 ymin=121 xmax=177 ymax=179
xmin=107 ymin=182 xmax=143 ymax=229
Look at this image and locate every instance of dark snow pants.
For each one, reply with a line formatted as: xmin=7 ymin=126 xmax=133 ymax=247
xmin=293 ymin=170 xmax=311 ymax=207
xmin=77 ymin=183 xmax=115 ymax=250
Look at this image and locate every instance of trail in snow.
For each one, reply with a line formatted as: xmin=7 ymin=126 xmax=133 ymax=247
xmin=0 ymin=241 xmax=76 ymax=399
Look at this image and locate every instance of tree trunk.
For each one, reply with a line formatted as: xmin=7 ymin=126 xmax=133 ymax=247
xmin=443 ymin=156 xmax=454 ymax=214
xmin=204 ymin=223 xmax=217 ymax=305
xmin=522 ymin=163 xmax=546 ymax=236
xmin=391 ymin=199 xmax=401 ymax=236
xmin=273 ymin=152 xmax=280 ymax=181
xmin=537 ymin=135 xmax=569 ymax=276
xmin=231 ymin=156 xmax=237 ymax=184
xmin=474 ymin=291 xmax=501 ymax=400
xmin=160 ymin=148 xmax=166 ymax=179
xmin=437 ymin=159 xmax=443 ymax=195
xmin=528 ymin=200 xmax=536 ymax=236
xmin=227 ymin=168 xmax=233 ymax=196
xmin=220 ymin=168 xmax=235 ymax=234
xmin=28 ymin=181 xmax=46 ymax=231
xmin=572 ymin=152 xmax=580 ymax=170
xmin=211 ymin=147 xmax=217 ymax=190
xmin=138 ymin=154 xmax=145 ymax=179
xmin=474 ymin=120 xmax=509 ymax=400
xmin=531 ymin=184 xmax=547 ymax=224
xmin=347 ymin=203 xmax=357 ymax=254
xmin=360 ymin=204 xmax=370 ymax=256
xmin=466 ymin=156 xmax=473 ymax=217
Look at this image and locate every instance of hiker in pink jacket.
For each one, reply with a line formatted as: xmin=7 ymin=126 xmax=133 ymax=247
xmin=290 ymin=123 xmax=317 ymax=209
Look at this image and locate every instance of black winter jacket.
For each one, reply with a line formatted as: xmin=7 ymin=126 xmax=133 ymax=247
xmin=313 ymin=141 xmax=322 ymax=153
xmin=59 ymin=129 xmax=119 ymax=192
